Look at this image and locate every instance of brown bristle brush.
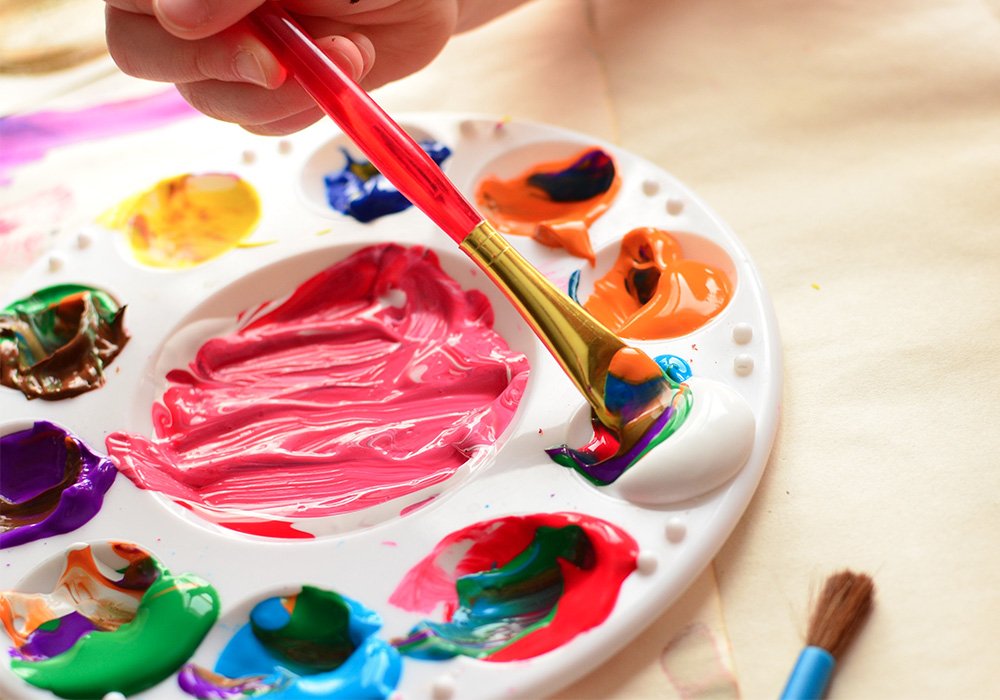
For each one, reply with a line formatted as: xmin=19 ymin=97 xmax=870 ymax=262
xmin=779 ymin=570 xmax=875 ymax=699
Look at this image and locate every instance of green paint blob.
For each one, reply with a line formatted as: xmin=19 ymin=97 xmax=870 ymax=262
xmin=251 ymin=585 xmax=355 ymax=675
xmin=11 ymin=568 xmax=220 ymax=699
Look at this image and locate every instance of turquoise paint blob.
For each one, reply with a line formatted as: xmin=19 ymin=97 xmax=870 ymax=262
xmin=178 ymin=586 xmax=401 ymax=700
xmin=654 ymin=354 xmax=692 ymax=383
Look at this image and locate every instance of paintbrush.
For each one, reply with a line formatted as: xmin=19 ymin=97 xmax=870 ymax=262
xmin=779 ymin=570 xmax=875 ymax=700
xmin=245 ymin=2 xmax=675 ymax=462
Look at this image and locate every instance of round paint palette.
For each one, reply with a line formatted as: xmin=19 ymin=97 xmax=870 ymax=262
xmin=0 ymin=114 xmax=781 ymax=700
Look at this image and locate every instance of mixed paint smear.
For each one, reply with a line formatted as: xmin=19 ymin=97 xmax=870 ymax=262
xmin=99 ymin=172 xmax=261 ymax=268
xmin=106 ymin=244 xmax=530 ymax=536
xmin=579 ymin=227 xmax=734 ymax=339
xmin=475 ymin=148 xmax=620 ymax=264
xmin=0 ymin=88 xmax=198 ymax=185
xmin=545 ymin=350 xmax=694 ymax=485
xmin=390 ymin=513 xmax=637 ymax=661
xmin=179 ymin=586 xmax=401 ymax=699
xmin=324 ymin=141 xmax=451 ymax=222
xmin=0 ymin=542 xmax=219 ymax=698
xmin=0 ymin=421 xmax=116 ymax=548
xmin=0 ymin=283 xmax=129 ymax=400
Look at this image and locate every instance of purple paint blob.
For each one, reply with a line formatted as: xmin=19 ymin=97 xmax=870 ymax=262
xmin=16 ymin=612 xmax=99 ymax=661
xmin=0 ymin=421 xmax=117 ymax=548
xmin=0 ymin=89 xmax=198 ymax=184
xmin=176 ymin=665 xmax=269 ymax=699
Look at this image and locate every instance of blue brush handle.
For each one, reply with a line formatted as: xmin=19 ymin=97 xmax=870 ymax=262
xmin=779 ymin=646 xmax=836 ymax=700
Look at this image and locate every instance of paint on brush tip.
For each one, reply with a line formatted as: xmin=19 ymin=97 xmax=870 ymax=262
xmin=0 ymin=542 xmax=219 ymax=699
xmin=0 ymin=421 xmax=117 ymax=548
xmin=389 ymin=513 xmax=637 ymax=661
xmin=545 ymin=352 xmax=693 ymax=485
xmin=99 ymin=173 xmax=260 ymax=268
xmin=178 ymin=586 xmax=401 ymax=699
xmin=106 ymin=244 xmax=530 ymax=536
xmin=0 ymin=284 xmax=129 ymax=400
xmin=325 ymin=141 xmax=452 ymax=222
xmin=475 ymin=148 xmax=620 ymax=264
xmin=581 ymin=227 xmax=733 ymax=340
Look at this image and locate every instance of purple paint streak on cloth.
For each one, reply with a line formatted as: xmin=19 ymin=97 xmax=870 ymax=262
xmin=0 ymin=88 xmax=198 ymax=184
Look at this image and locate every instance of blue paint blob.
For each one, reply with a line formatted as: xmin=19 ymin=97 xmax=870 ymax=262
xmin=654 ymin=354 xmax=692 ymax=383
xmin=324 ymin=141 xmax=451 ymax=222
xmin=567 ymin=269 xmax=581 ymax=303
xmin=525 ymin=149 xmax=616 ymax=202
xmin=178 ymin=587 xmax=401 ymax=700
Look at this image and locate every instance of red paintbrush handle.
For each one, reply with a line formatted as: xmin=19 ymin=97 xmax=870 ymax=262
xmin=246 ymin=1 xmax=482 ymax=242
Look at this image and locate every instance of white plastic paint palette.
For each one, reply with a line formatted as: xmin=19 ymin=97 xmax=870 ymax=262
xmin=0 ymin=114 xmax=781 ymax=700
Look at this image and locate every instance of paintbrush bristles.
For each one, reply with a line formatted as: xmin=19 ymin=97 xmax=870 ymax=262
xmin=805 ymin=570 xmax=875 ymax=660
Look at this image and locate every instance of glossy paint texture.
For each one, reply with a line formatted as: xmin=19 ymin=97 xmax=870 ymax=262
xmin=390 ymin=513 xmax=637 ymax=661
xmin=106 ymin=244 xmax=529 ymax=536
xmin=475 ymin=148 xmax=620 ymax=264
xmin=0 ymin=421 xmax=116 ymax=548
xmin=0 ymin=543 xmax=219 ymax=698
xmin=546 ymin=348 xmax=693 ymax=485
xmin=583 ymin=227 xmax=733 ymax=339
xmin=0 ymin=284 xmax=129 ymax=400
xmin=324 ymin=141 xmax=451 ymax=222
xmin=178 ymin=586 xmax=401 ymax=700
xmin=99 ymin=173 xmax=260 ymax=268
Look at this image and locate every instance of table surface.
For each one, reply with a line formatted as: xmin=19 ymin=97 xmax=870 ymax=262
xmin=2 ymin=1 xmax=999 ymax=698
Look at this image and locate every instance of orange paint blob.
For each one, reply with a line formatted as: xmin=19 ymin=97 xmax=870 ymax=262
xmin=100 ymin=173 xmax=260 ymax=268
xmin=584 ymin=227 xmax=733 ymax=339
xmin=0 ymin=543 xmax=149 ymax=647
xmin=474 ymin=149 xmax=621 ymax=264
xmin=608 ymin=347 xmax=666 ymax=386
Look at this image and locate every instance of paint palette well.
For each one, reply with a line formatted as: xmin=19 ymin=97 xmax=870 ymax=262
xmin=0 ymin=114 xmax=780 ymax=700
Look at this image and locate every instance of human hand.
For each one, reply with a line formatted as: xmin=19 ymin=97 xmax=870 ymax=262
xmin=104 ymin=0 xmax=461 ymax=135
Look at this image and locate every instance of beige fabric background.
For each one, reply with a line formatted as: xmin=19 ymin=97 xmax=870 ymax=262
xmin=3 ymin=1 xmax=999 ymax=698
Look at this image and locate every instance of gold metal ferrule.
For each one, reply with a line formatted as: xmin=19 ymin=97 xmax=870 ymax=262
xmin=460 ymin=220 xmax=630 ymax=431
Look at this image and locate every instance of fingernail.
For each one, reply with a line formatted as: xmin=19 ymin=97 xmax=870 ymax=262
xmin=328 ymin=36 xmax=364 ymax=80
xmin=346 ymin=32 xmax=375 ymax=79
xmin=234 ymin=50 xmax=268 ymax=87
xmin=154 ymin=0 xmax=210 ymax=33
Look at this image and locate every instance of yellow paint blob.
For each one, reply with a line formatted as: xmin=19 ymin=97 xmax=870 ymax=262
xmin=100 ymin=173 xmax=260 ymax=268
